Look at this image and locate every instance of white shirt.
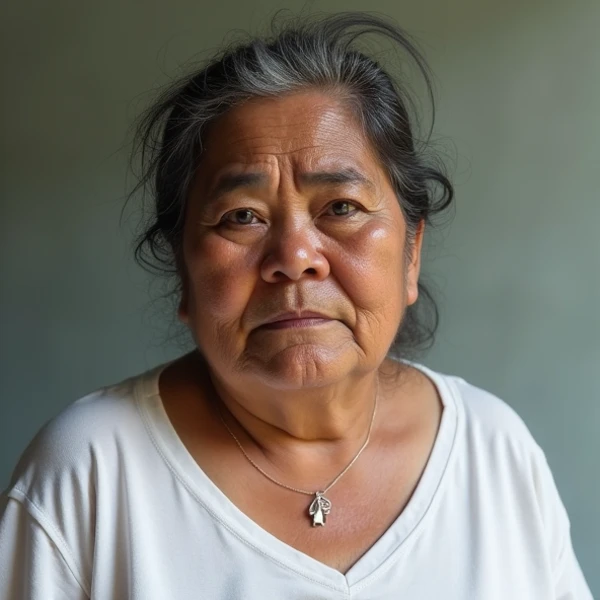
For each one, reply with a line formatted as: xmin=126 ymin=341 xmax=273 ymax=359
xmin=0 ymin=362 xmax=592 ymax=599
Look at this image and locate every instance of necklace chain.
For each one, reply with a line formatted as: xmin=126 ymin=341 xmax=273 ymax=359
xmin=216 ymin=384 xmax=379 ymax=497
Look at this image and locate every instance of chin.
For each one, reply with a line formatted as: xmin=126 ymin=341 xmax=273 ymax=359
xmin=245 ymin=343 xmax=358 ymax=390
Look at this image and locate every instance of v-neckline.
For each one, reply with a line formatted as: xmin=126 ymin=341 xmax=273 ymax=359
xmin=136 ymin=361 xmax=459 ymax=595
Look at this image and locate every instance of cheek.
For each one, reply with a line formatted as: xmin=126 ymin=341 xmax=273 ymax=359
xmin=182 ymin=233 xmax=258 ymax=327
xmin=333 ymin=220 xmax=405 ymax=318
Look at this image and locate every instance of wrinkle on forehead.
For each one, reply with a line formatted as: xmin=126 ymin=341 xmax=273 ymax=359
xmin=197 ymin=91 xmax=382 ymax=192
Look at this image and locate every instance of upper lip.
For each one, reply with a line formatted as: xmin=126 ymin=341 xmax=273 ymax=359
xmin=260 ymin=311 xmax=332 ymax=326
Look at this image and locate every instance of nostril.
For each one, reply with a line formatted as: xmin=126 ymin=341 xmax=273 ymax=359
xmin=271 ymin=267 xmax=318 ymax=281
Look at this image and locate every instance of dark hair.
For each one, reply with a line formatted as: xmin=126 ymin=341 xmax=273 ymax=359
xmin=129 ymin=11 xmax=454 ymax=357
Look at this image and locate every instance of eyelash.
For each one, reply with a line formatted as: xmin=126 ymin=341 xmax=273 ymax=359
xmin=219 ymin=201 xmax=361 ymax=226
xmin=219 ymin=209 xmax=261 ymax=226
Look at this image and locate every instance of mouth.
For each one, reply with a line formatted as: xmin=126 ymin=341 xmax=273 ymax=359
xmin=258 ymin=311 xmax=334 ymax=330
xmin=260 ymin=317 xmax=331 ymax=330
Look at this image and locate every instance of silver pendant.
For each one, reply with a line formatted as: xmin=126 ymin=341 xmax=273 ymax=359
xmin=308 ymin=492 xmax=332 ymax=526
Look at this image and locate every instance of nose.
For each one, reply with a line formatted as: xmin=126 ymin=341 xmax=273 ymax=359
xmin=260 ymin=224 xmax=330 ymax=283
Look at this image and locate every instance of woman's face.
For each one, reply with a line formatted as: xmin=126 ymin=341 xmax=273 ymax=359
xmin=179 ymin=90 xmax=423 ymax=390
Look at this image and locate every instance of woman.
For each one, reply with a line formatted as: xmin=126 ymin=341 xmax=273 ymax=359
xmin=0 ymin=12 xmax=592 ymax=599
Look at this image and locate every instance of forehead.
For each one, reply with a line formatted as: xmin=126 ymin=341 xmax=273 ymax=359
xmin=198 ymin=91 xmax=383 ymax=181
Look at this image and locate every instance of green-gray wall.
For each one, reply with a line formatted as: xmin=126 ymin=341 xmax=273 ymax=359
xmin=1 ymin=0 xmax=598 ymax=593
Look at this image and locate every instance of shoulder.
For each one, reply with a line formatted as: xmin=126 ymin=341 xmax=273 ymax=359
xmin=411 ymin=363 xmax=555 ymax=493
xmin=430 ymin=368 xmax=542 ymax=455
xmin=0 ymin=367 xmax=157 ymax=595
xmin=421 ymin=365 xmax=562 ymax=520
xmin=7 ymin=371 xmax=164 ymax=505
xmin=13 ymin=379 xmax=135 ymax=479
xmin=1 ymin=364 xmax=167 ymax=588
xmin=420 ymin=366 xmax=593 ymax=596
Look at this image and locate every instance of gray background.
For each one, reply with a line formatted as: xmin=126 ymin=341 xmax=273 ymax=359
xmin=1 ymin=0 xmax=598 ymax=593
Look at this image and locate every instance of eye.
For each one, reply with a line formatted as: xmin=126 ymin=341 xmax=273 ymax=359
xmin=221 ymin=209 xmax=260 ymax=226
xmin=326 ymin=200 xmax=359 ymax=217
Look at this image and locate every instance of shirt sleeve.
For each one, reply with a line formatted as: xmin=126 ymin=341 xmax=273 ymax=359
xmin=0 ymin=493 xmax=89 ymax=600
xmin=532 ymin=449 xmax=593 ymax=600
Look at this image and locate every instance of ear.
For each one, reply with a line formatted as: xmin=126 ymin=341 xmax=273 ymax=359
xmin=177 ymin=264 xmax=190 ymax=325
xmin=406 ymin=220 xmax=425 ymax=307
xmin=177 ymin=294 xmax=190 ymax=325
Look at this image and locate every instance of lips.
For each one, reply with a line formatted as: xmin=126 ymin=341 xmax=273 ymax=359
xmin=264 ymin=311 xmax=330 ymax=324
xmin=258 ymin=311 xmax=333 ymax=330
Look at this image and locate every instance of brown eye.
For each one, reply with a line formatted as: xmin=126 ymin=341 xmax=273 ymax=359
xmin=223 ymin=209 xmax=258 ymax=225
xmin=327 ymin=201 xmax=357 ymax=216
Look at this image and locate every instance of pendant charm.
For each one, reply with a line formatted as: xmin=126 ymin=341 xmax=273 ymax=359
xmin=309 ymin=492 xmax=332 ymax=526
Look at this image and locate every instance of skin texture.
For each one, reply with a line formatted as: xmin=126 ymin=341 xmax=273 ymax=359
xmin=160 ymin=90 xmax=442 ymax=573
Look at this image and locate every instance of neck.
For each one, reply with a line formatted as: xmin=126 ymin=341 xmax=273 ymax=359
xmin=202 ymin=359 xmax=380 ymax=484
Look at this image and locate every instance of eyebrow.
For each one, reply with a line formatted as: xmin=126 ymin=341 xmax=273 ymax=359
xmin=206 ymin=167 xmax=374 ymax=202
xmin=298 ymin=168 xmax=374 ymax=190
xmin=207 ymin=172 xmax=268 ymax=201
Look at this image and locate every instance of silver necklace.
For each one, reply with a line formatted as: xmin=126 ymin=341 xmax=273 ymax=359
xmin=216 ymin=385 xmax=378 ymax=527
